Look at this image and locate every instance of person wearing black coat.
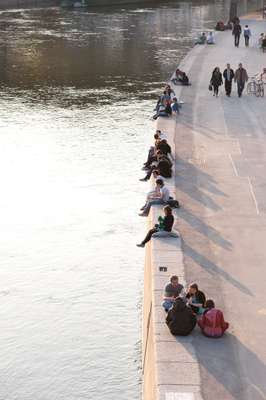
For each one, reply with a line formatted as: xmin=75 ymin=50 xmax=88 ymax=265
xmin=232 ymin=22 xmax=242 ymax=47
xmin=223 ymin=63 xmax=235 ymax=96
xmin=166 ymin=297 xmax=196 ymax=336
xmin=210 ymin=67 xmax=223 ymax=97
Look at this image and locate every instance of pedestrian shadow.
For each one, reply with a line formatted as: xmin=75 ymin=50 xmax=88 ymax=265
xmin=175 ymin=332 xmax=266 ymax=400
xmin=182 ymin=241 xmax=253 ymax=296
xmin=178 ymin=208 xmax=232 ymax=251
xmin=176 ymin=158 xmax=228 ymax=197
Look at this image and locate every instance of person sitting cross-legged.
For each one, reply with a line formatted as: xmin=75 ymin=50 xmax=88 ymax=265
xmin=136 ymin=206 xmax=174 ymax=248
xmin=186 ymin=283 xmax=206 ymax=315
xmin=198 ymin=299 xmax=229 ymax=338
xmin=162 ymin=275 xmax=184 ymax=312
xmin=139 ymin=179 xmax=170 ymax=216
xmin=166 ymin=297 xmax=197 ymax=336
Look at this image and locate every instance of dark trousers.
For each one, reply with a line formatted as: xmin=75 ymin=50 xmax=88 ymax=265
xmin=244 ymin=35 xmax=250 ymax=46
xmin=225 ymin=80 xmax=232 ymax=95
xmin=234 ymin=34 xmax=240 ymax=47
xmin=142 ymin=227 xmax=158 ymax=245
xmin=213 ymin=84 xmax=219 ymax=96
xmin=237 ymin=81 xmax=245 ymax=97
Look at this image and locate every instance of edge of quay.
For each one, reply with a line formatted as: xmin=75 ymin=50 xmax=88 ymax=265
xmin=142 ymin=44 xmax=207 ymax=400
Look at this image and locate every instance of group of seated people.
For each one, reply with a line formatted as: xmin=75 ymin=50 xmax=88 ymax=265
xmin=153 ymin=84 xmax=182 ymax=120
xmin=215 ymin=20 xmax=232 ymax=31
xmin=137 ymin=128 xmax=178 ymax=247
xmin=163 ymin=276 xmax=229 ymax=338
xmin=195 ymin=31 xmax=215 ymax=45
xmin=171 ymin=68 xmax=190 ymax=86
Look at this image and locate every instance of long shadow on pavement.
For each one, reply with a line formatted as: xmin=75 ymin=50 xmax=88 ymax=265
xmin=182 ymin=240 xmax=253 ymax=296
xmin=178 ymin=208 xmax=232 ymax=251
xmin=176 ymin=332 xmax=266 ymax=400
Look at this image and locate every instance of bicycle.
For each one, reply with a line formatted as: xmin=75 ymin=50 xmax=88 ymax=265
xmin=247 ymin=77 xmax=264 ymax=97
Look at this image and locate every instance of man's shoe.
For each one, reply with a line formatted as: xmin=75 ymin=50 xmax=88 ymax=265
xmin=137 ymin=243 xmax=145 ymax=248
xmin=139 ymin=178 xmax=148 ymax=182
xmin=138 ymin=212 xmax=148 ymax=217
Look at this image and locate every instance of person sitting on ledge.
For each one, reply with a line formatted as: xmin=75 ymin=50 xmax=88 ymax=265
xmin=153 ymin=101 xmax=172 ymax=120
xmin=166 ymin=297 xmax=196 ymax=336
xmin=157 ymin=138 xmax=172 ymax=157
xmin=198 ymin=299 xmax=229 ymax=338
xmin=139 ymin=178 xmax=170 ymax=217
xmin=164 ymin=84 xmax=175 ymax=97
xmin=186 ymin=283 xmax=206 ymax=315
xmin=136 ymin=205 xmax=174 ymax=247
xmin=171 ymin=69 xmax=189 ymax=86
xmin=207 ymin=31 xmax=215 ymax=44
xmin=195 ymin=32 xmax=207 ymax=45
xmin=140 ymin=151 xmax=172 ymax=181
xmin=171 ymin=97 xmax=181 ymax=114
xmin=162 ymin=275 xmax=184 ymax=312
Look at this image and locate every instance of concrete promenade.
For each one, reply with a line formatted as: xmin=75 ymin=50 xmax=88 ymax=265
xmin=175 ymin=19 xmax=266 ymax=400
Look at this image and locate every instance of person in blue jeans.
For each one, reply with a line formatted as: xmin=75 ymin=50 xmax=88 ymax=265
xmin=162 ymin=276 xmax=184 ymax=312
xmin=138 ymin=179 xmax=170 ymax=216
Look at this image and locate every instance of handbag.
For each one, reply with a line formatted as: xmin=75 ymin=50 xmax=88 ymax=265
xmin=208 ymin=84 xmax=213 ymax=91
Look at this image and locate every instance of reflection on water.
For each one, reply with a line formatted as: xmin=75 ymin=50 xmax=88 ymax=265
xmin=0 ymin=1 xmax=260 ymax=399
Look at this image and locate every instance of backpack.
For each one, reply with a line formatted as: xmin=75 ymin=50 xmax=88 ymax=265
xmin=167 ymin=199 xmax=180 ymax=208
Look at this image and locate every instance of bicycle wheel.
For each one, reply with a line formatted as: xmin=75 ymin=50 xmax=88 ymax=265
xmin=247 ymin=82 xmax=252 ymax=94
xmin=255 ymin=84 xmax=260 ymax=97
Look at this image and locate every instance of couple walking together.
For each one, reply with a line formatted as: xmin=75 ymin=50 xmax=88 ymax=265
xmin=210 ymin=63 xmax=248 ymax=98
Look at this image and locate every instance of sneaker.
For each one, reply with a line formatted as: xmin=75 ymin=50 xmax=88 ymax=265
xmin=138 ymin=212 xmax=148 ymax=217
xmin=139 ymin=178 xmax=148 ymax=182
xmin=136 ymin=243 xmax=145 ymax=248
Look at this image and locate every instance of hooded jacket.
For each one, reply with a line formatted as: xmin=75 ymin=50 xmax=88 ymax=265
xmin=166 ymin=298 xmax=196 ymax=336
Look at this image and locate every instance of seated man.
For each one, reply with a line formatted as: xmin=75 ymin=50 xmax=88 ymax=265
xmin=139 ymin=178 xmax=170 ymax=216
xmin=186 ymin=283 xmax=206 ymax=315
xmin=157 ymin=138 xmax=172 ymax=157
xmin=162 ymin=275 xmax=184 ymax=311
xmin=207 ymin=31 xmax=215 ymax=44
xmin=195 ymin=32 xmax=207 ymax=45
xmin=166 ymin=297 xmax=196 ymax=336
xmin=137 ymin=206 xmax=174 ymax=248
xmin=171 ymin=97 xmax=181 ymax=114
xmin=198 ymin=299 xmax=229 ymax=338
xmin=140 ymin=154 xmax=172 ymax=181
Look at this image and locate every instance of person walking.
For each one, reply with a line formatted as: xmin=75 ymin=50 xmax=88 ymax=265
xmin=232 ymin=21 xmax=242 ymax=47
xmin=234 ymin=63 xmax=248 ymax=97
xmin=210 ymin=67 xmax=223 ymax=97
xmin=243 ymin=25 xmax=251 ymax=47
xmin=223 ymin=63 xmax=234 ymax=96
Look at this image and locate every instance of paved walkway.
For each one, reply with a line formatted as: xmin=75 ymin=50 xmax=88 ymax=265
xmin=175 ymin=20 xmax=266 ymax=400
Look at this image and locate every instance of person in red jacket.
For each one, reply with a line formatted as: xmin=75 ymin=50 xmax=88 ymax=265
xmin=198 ymin=299 xmax=229 ymax=338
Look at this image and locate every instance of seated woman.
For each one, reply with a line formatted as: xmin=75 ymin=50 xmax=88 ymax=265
xmin=186 ymin=283 xmax=206 ymax=315
xmin=166 ymin=297 xmax=196 ymax=336
xmin=171 ymin=69 xmax=189 ymax=85
xmin=198 ymin=299 xmax=229 ymax=338
xmin=136 ymin=206 xmax=174 ymax=247
xmin=153 ymin=101 xmax=172 ymax=120
xmin=206 ymin=32 xmax=215 ymax=44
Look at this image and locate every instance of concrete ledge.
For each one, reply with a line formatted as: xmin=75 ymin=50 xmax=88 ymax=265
xmin=142 ymin=91 xmax=203 ymax=399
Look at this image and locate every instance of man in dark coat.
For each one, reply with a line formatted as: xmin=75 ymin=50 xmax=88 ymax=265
xmin=166 ymin=298 xmax=196 ymax=336
xmin=232 ymin=21 xmax=242 ymax=47
xmin=223 ymin=63 xmax=235 ymax=96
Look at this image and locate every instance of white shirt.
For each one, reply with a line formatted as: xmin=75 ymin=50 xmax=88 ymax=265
xmin=160 ymin=186 xmax=170 ymax=202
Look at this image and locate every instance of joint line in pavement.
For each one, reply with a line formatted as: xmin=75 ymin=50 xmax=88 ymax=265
xmin=247 ymin=177 xmax=260 ymax=215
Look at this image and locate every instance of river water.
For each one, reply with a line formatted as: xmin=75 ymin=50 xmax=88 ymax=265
xmin=0 ymin=1 xmax=260 ymax=399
